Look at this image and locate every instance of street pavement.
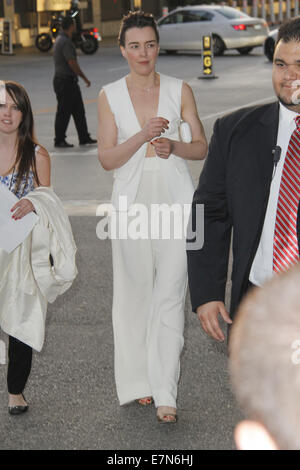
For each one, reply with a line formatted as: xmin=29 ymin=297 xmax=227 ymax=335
xmin=0 ymin=42 xmax=275 ymax=450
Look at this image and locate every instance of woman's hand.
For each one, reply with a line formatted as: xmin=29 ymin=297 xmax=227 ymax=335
xmin=11 ymin=199 xmax=35 ymax=220
xmin=141 ymin=117 xmax=169 ymax=143
xmin=151 ymin=137 xmax=174 ymax=159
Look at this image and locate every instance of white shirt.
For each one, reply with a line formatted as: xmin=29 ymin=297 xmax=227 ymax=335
xmin=249 ymin=103 xmax=300 ymax=286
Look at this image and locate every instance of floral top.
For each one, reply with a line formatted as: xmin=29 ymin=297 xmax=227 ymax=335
xmin=0 ymin=170 xmax=35 ymax=199
xmin=0 ymin=145 xmax=39 ymax=199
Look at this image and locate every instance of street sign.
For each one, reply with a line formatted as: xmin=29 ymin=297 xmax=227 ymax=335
xmin=1 ymin=18 xmax=13 ymax=56
xmin=198 ymin=35 xmax=218 ymax=80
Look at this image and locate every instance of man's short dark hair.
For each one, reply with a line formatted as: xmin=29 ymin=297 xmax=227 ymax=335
xmin=61 ymin=16 xmax=75 ymax=31
xmin=277 ymin=16 xmax=300 ymax=44
xmin=118 ymin=10 xmax=159 ymax=47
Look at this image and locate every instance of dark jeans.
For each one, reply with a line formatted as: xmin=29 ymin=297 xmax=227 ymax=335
xmin=7 ymin=336 xmax=32 ymax=395
xmin=53 ymin=76 xmax=89 ymax=144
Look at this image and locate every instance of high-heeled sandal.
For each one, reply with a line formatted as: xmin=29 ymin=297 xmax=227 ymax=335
xmin=157 ymin=407 xmax=177 ymax=424
xmin=8 ymin=393 xmax=28 ymax=416
xmin=136 ymin=397 xmax=153 ymax=406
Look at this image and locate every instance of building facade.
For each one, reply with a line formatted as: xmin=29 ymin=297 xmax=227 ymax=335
xmin=0 ymin=0 xmax=167 ymax=47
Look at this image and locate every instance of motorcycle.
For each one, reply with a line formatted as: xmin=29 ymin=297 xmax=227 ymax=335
xmin=35 ymin=10 xmax=101 ymax=55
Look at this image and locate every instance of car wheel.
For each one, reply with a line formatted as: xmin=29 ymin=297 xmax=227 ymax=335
xmin=212 ymin=35 xmax=225 ymax=56
xmin=165 ymin=50 xmax=177 ymax=55
xmin=237 ymin=47 xmax=254 ymax=55
xmin=264 ymin=37 xmax=275 ymax=62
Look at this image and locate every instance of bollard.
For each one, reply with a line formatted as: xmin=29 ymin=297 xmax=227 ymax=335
xmin=1 ymin=18 xmax=13 ymax=55
xmin=252 ymin=0 xmax=258 ymax=17
xmin=198 ymin=35 xmax=218 ymax=80
xmin=162 ymin=6 xmax=169 ymax=17
xmin=242 ymin=0 xmax=248 ymax=14
xmin=269 ymin=0 xmax=275 ymax=23
xmin=278 ymin=0 xmax=283 ymax=22
xmin=286 ymin=0 xmax=291 ymax=19
xmin=261 ymin=0 xmax=266 ymax=20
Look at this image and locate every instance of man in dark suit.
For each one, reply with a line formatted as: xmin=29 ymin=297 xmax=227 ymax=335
xmin=187 ymin=17 xmax=300 ymax=341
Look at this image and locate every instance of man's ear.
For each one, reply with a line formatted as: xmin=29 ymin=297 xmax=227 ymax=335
xmin=234 ymin=420 xmax=278 ymax=450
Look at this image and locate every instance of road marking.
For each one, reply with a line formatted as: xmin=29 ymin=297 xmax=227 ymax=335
xmin=50 ymin=148 xmax=98 ymax=157
xmin=33 ymin=98 xmax=97 ymax=116
xmin=200 ymin=95 xmax=275 ymax=121
xmin=63 ymin=200 xmax=108 ymax=216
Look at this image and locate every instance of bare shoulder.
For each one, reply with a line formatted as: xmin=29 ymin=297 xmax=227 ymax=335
xmin=182 ymin=82 xmax=195 ymax=101
xmin=98 ymin=88 xmax=113 ymax=113
xmin=36 ymin=145 xmax=50 ymax=162
xmin=35 ymin=145 xmax=51 ymax=186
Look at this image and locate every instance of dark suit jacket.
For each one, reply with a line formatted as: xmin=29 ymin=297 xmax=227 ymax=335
xmin=187 ymin=101 xmax=292 ymax=318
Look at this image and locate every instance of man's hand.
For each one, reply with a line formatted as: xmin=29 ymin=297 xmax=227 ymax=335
xmin=84 ymin=78 xmax=91 ymax=88
xmin=151 ymin=137 xmax=174 ymax=159
xmin=197 ymin=301 xmax=232 ymax=342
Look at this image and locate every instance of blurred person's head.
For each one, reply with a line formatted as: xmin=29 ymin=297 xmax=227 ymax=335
xmin=229 ymin=266 xmax=300 ymax=450
xmin=61 ymin=15 xmax=76 ymax=35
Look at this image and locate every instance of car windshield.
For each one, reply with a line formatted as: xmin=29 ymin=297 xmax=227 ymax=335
xmin=216 ymin=7 xmax=250 ymax=19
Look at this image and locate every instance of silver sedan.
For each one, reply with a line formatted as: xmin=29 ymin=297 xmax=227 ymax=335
xmin=157 ymin=5 xmax=269 ymax=56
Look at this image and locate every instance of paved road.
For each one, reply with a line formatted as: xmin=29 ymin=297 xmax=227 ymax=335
xmin=0 ymin=43 xmax=275 ymax=450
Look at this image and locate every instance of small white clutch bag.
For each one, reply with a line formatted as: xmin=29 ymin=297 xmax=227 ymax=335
xmin=179 ymin=121 xmax=192 ymax=143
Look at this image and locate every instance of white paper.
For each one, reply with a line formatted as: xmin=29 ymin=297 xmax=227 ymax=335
xmin=0 ymin=183 xmax=38 ymax=253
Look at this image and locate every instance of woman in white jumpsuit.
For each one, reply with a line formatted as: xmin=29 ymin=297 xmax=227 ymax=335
xmin=97 ymin=11 xmax=207 ymax=423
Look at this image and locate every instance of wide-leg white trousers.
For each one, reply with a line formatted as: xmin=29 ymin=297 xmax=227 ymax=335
xmin=111 ymin=157 xmax=188 ymax=408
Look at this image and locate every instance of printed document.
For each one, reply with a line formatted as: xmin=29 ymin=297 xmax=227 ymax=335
xmin=0 ymin=183 xmax=38 ymax=253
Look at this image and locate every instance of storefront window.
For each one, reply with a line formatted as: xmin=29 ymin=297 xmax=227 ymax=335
xmin=15 ymin=0 xmax=37 ymax=27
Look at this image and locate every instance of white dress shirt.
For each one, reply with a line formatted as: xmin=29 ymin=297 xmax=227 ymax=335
xmin=249 ymin=103 xmax=300 ymax=286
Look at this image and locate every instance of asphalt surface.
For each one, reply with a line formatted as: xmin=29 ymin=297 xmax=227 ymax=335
xmin=0 ymin=41 xmax=275 ymax=450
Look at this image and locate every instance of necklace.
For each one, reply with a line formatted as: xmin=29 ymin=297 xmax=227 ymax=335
xmin=128 ymin=74 xmax=159 ymax=93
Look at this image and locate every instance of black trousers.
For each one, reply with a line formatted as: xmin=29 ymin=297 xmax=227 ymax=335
xmin=7 ymin=336 xmax=32 ymax=395
xmin=53 ymin=76 xmax=89 ymax=144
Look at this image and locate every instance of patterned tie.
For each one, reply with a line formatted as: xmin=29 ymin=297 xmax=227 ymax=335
xmin=273 ymin=115 xmax=300 ymax=273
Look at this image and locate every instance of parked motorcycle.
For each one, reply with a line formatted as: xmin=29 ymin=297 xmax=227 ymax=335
xmin=35 ymin=10 xmax=101 ymax=55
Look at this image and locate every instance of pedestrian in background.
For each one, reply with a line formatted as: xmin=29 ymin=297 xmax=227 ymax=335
xmin=229 ymin=265 xmax=300 ymax=450
xmin=53 ymin=15 xmax=96 ymax=148
xmin=97 ymin=11 xmax=207 ymax=423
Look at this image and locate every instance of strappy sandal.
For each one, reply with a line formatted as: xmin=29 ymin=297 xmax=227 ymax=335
xmin=157 ymin=407 xmax=177 ymax=424
xmin=136 ymin=397 xmax=153 ymax=406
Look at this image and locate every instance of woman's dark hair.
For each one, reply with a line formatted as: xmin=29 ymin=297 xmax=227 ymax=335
xmin=118 ymin=10 xmax=159 ymax=47
xmin=277 ymin=17 xmax=300 ymax=44
xmin=3 ymin=81 xmax=40 ymax=195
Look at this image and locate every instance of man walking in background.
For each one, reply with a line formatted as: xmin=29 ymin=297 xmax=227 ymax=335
xmin=53 ymin=15 xmax=96 ymax=148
